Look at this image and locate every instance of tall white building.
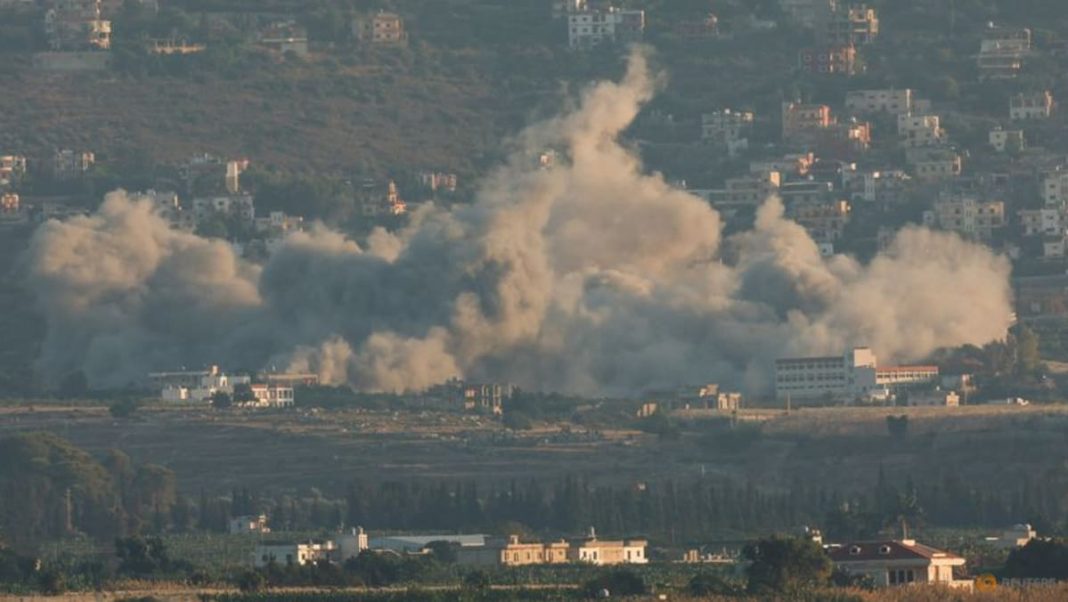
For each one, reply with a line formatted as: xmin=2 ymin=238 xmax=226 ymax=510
xmin=568 ymin=8 xmax=644 ymax=49
xmin=775 ymin=348 xmax=938 ymax=402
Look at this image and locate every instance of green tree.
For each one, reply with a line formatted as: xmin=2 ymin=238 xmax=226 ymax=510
xmin=743 ymin=535 xmax=832 ymax=594
xmin=211 ymin=391 xmax=232 ymax=410
xmin=1004 ymin=539 xmax=1068 ymax=580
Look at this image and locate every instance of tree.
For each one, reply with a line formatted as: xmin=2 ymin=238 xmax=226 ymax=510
xmin=237 ymin=569 xmax=267 ymax=593
xmin=1015 ymin=325 xmax=1042 ymax=378
xmin=232 ymin=383 xmax=257 ymax=404
xmin=211 ymin=391 xmax=232 ymax=410
xmin=688 ymin=572 xmax=743 ymax=596
xmin=885 ymin=415 xmax=908 ymax=440
xmin=1004 ymin=539 xmax=1068 ymax=580
xmin=743 ymin=536 xmax=832 ymax=593
xmin=583 ymin=568 xmax=647 ymax=598
xmin=109 ymin=399 xmax=142 ymax=419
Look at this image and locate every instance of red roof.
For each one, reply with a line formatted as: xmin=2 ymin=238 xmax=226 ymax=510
xmin=828 ymin=540 xmax=963 ymax=563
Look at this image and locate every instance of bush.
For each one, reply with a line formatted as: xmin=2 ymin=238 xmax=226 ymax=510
xmin=502 ymin=410 xmax=534 ymax=431
xmin=236 ymin=570 xmax=267 ymax=593
xmin=109 ymin=399 xmax=142 ymax=418
xmin=688 ymin=572 xmax=744 ymax=596
xmin=582 ymin=568 xmax=647 ymax=598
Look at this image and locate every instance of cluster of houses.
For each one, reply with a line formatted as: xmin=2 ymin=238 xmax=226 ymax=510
xmin=148 ymin=365 xmax=318 ymax=408
xmin=251 ymin=526 xmax=646 ymax=569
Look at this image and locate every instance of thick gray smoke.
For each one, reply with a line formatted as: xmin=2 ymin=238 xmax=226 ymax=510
xmin=24 ymin=50 xmax=1014 ymax=396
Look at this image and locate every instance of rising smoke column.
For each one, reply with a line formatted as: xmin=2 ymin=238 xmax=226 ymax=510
xmin=24 ymin=49 xmax=1014 ymax=395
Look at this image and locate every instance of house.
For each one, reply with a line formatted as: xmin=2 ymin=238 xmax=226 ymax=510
xmin=567 ymin=7 xmax=645 ymax=50
xmin=1010 ymin=91 xmax=1054 ymax=121
xmin=989 ymin=128 xmax=1025 ymax=153
xmin=253 ymin=528 xmax=367 ymax=567
xmin=44 ymin=0 xmax=111 ymax=51
xmin=705 ymin=171 xmax=781 ymax=207
xmin=0 ymin=192 xmax=19 ymax=214
xmin=192 ymin=194 xmax=255 ymax=224
xmin=229 ymin=514 xmax=271 ymax=535
xmin=51 ymin=149 xmax=94 ymax=180
xmin=897 ymin=114 xmax=945 ymax=148
xmin=259 ymin=21 xmax=309 ymax=57
xmin=843 ymin=169 xmax=911 ymax=204
xmin=242 ymin=384 xmax=295 ymax=409
xmin=923 ymin=194 xmax=1005 ymax=241
xmin=1042 ymin=167 xmax=1068 ymax=208
xmin=354 ymin=11 xmax=408 ymax=46
xmin=845 ymin=89 xmax=912 ymax=115
xmin=455 ymin=535 xmax=570 ymax=567
xmin=254 ymin=211 xmax=304 ymax=237
xmin=569 ymin=528 xmax=648 ymax=566
xmin=420 ymin=172 xmax=458 ymax=193
xmin=799 ymin=44 xmax=858 ymax=75
xmin=828 ymin=539 xmax=969 ymax=588
xmin=978 ymin=27 xmax=1031 ymax=80
xmin=701 ymin=109 xmax=754 ymax=149
xmin=462 ymin=383 xmax=516 ymax=415
xmin=715 ymin=392 xmax=742 ymax=411
xmin=985 ymin=524 xmax=1037 ymax=550
xmin=358 ymin=180 xmax=407 ymax=217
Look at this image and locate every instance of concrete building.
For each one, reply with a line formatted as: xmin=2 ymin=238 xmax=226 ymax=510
xmin=820 ymin=4 xmax=878 ymax=46
xmin=978 ymin=27 xmax=1031 ymax=80
xmin=706 ymin=171 xmax=782 ymax=207
xmin=369 ymin=534 xmax=487 ymax=554
xmin=229 ymin=514 xmax=271 ymax=535
xmin=45 ymin=0 xmax=111 ymax=51
xmin=828 ymin=540 xmax=968 ymax=588
xmin=456 ymin=535 xmax=570 ymax=567
xmin=0 ymin=192 xmax=19 ymax=215
xmin=192 ymin=194 xmax=255 ymax=224
xmin=750 ymin=153 xmax=816 ymax=178
xmin=52 ymin=149 xmax=94 ymax=180
xmin=1018 ymin=208 xmax=1061 ymax=237
xmin=783 ymin=102 xmax=833 ymax=140
xmin=242 ymin=384 xmax=295 ymax=408
xmin=552 ymin=0 xmax=587 ymax=19
xmin=1042 ymin=167 xmax=1068 ymax=208
xmin=845 ymin=89 xmax=912 ymax=115
xmin=989 ymin=128 xmax=1025 ymax=153
xmin=779 ymin=0 xmax=836 ymax=29
xmin=0 ymin=155 xmax=27 ymax=187
xmin=985 ymin=524 xmax=1037 ymax=550
xmin=1010 ymin=91 xmax=1054 ymax=121
xmin=799 ymin=44 xmax=858 ymax=75
xmin=569 ymin=529 xmax=648 ymax=566
xmin=897 ymin=114 xmax=945 ymax=148
xmin=462 ymin=383 xmax=516 ymax=415
xmin=254 ymin=541 xmax=334 ymax=568
xmin=258 ymin=21 xmax=309 ymax=57
xmin=355 ymin=11 xmax=407 ymax=46
xmin=150 ymin=365 xmax=252 ymax=403
xmin=359 ymin=180 xmax=407 ymax=217
xmin=907 ymin=148 xmax=962 ymax=181
xmin=775 ymin=348 xmax=939 ymax=402
xmin=701 ymin=109 xmax=754 ymax=151
xmin=923 ymin=194 xmax=1005 ymax=241
xmin=788 ymin=199 xmax=851 ymax=242
xmin=568 ymin=7 xmax=645 ymax=49
xmin=905 ymin=389 xmax=960 ymax=407
xmin=843 ymin=169 xmax=912 ymax=204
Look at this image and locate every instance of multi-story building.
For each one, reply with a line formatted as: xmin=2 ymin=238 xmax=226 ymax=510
xmin=989 ymin=128 xmax=1025 ymax=153
xmin=907 ymin=148 xmax=962 ymax=181
xmin=843 ymin=169 xmax=912 ymax=204
xmin=44 ymin=0 xmax=111 ymax=50
xmin=0 ymin=192 xmax=19 ymax=217
xmin=52 ymin=149 xmax=94 ymax=180
xmin=192 ymin=194 xmax=255 ymax=224
xmin=1042 ymin=167 xmax=1068 ymax=208
xmin=354 ymin=11 xmax=407 ymax=46
xmin=0 ymin=155 xmax=27 ymax=187
xmin=242 ymin=384 xmax=296 ymax=408
xmin=782 ymin=102 xmax=833 ymax=141
xmin=150 ymin=365 xmax=252 ymax=403
xmin=568 ymin=7 xmax=645 ymax=49
xmin=706 ymin=171 xmax=782 ymax=206
xmin=701 ymin=109 xmax=754 ymax=146
xmin=358 ymin=179 xmax=407 ymax=217
xmin=978 ymin=27 xmax=1031 ymax=80
xmin=774 ymin=348 xmax=938 ymax=402
xmin=845 ymin=89 xmax=912 ymax=115
xmin=750 ymin=153 xmax=816 ymax=178
xmin=1018 ymin=208 xmax=1061 ymax=237
xmin=1010 ymin=91 xmax=1054 ymax=120
xmin=923 ymin=194 xmax=1005 ymax=241
xmin=820 ymin=4 xmax=878 ymax=45
xmin=788 ymin=199 xmax=851 ymax=242
xmin=799 ymin=44 xmax=858 ymax=75
xmin=780 ymin=0 xmax=837 ymax=29
xmin=897 ymin=114 xmax=945 ymax=148
xmin=462 ymin=383 xmax=516 ymax=415
xmin=258 ymin=21 xmax=309 ymax=57
xmin=780 ymin=180 xmax=834 ymax=205
xmin=456 ymin=535 xmax=571 ymax=567
xmin=569 ymin=529 xmax=648 ymax=566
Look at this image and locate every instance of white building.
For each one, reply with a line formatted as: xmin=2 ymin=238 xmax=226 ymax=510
xmin=701 ymin=109 xmax=754 ymax=145
xmin=907 ymin=148 xmax=962 ymax=181
xmin=1018 ymin=208 xmax=1061 ymax=236
xmin=845 ymin=89 xmax=912 ymax=115
xmin=978 ymin=27 xmax=1031 ymax=80
xmin=230 ymin=514 xmax=271 ymax=535
xmin=897 ymin=114 xmax=945 ymax=148
xmin=0 ymin=155 xmax=27 ymax=187
xmin=242 ymin=383 xmax=295 ymax=408
xmin=253 ymin=528 xmax=367 ymax=568
xmin=985 ymin=524 xmax=1037 ymax=550
xmin=828 ymin=540 xmax=969 ymax=588
xmin=1010 ymin=91 xmax=1053 ymax=121
xmin=775 ymin=348 xmax=939 ymax=402
xmin=150 ymin=365 xmax=251 ymax=403
xmin=568 ymin=528 xmax=648 ymax=566
xmin=1043 ymin=168 xmax=1068 ymax=208
xmin=923 ymin=195 xmax=1005 ymax=241
xmin=568 ymin=8 xmax=645 ymax=49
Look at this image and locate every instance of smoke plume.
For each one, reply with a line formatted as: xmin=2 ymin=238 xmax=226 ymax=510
xmin=24 ymin=50 xmax=1014 ymax=396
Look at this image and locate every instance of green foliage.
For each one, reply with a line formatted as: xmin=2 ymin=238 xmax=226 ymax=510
xmin=743 ymin=535 xmax=832 ymax=594
xmin=637 ymin=411 xmax=680 ymax=441
xmin=502 ymin=410 xmax=534 ymax=431
xmin=1004 ymin=538 xmax=1068 ymax=579
xmin=237 ymin=569 xmax=267 ymax=593
xmin=109 ymin=399 xmax=143 ymax=419
xmin=687 ymin=571 xmax=744 ymax=596
xmin=582 ymin=568 xmax=647 ymax=598
xmin=461 ymin=569 xmax=490 ymax=591
xmin=212 ymin=390 xmax=233 ymax=410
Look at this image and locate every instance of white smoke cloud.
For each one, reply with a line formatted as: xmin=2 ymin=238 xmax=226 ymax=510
xmin=24 ymin=49 xmax=1014 ymax=396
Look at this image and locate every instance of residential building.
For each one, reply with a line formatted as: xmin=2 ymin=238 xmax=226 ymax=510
xmin=1010 ymin=91 xmax=1054 ymax=121
xmin=897 ymin=114 xmax=945 ymax=148
xmin=782 ymin=102 xmax=833 ymax=140
xmin=369 ymin=534 xmax=487 ymax=554
xmin=923 ymin=194 xmax=1005 ymax=241
xmin=0 ymin=155 xmax=27 ymax=187
xmin=229 ymin=514 xmax=271 ymax=535
xmin=845 ymin=89 xmax=912 ymax=115
xmin=354 ymin=11 xmax=408 ymax=46
xmin=456 ymin=535 xmax=571 ymax=567
xmin=775 ymin=348 xmax=938 ymax=402
xmin=906 ymin=389 xmax=960 ymax=407
xmin=843 ymin=169 xmax=912 ymax=204
xmin=907 ymin=148 xmax=962 ymax=181
xmin=779 ymin=0 xmax=836 ymax=29
xmin=715 ymin=392 xmax=742 ymax=411
xmin=750 ymin=153 xmax=816 ymax=178
xmin=568 ymin=8 xmax=645 ymax=50
xmin=254 ymin=211 xmax=304 ymax=237
xmin=261 ymin=372 xmax=320 ymax=387
xmin=781 ymin=180 xmax=834 ymax=205
xmin=672 ymin=13 xmax=719 ymax=38
xmin=358 ymin=179 xmax=407 ymax=217
xmin=462 ymin=383 xmax=516 ymax=415
xmin=150 ymin=365 xmax=251 ymax=403
xmin=799 ymin=44 xmax=858 ymax=75
xmin=192 ymin=194 xmax=255 ymax=224
xmin=978 ymin=27 xmax=1031 ymax=80
xmin=1018 ymin=208 xmax=1061 ymax=237
xmin=552 ymin=0 xmax=587 ymax=19
xmin=149 ymin=39 xmax=205 ymax=55
xmin=985 ymin=524 xmax=1037 ymax=550
xmin=706 ymin=171 xmax=782 ymax=206
xmin=701 ymin=109 xmax=754 ymax=147
xmin=876 ymin=366 xmax=940 ymax=389
xmin=568 ymin=528 xmax=648 ymax=566
xmin=0 ymin=192 xmax=19 ymax=215
xmin=1042 ymin=167 xmax=1068 ymax=208
xmin=788 ymin=199 xmax=851 ymax=242
xmin=254 ymin=541 xmax=335 ymax=568
xmin=420 ymin=172 xmax=458 ymax=193
xmin=820 ymin=4 xmax=878 ymax=45
xmin=51 ymin=149 xmax=94 ymax=180
xmin=828 ymin=539 xmax=968 ymax=588
xmin=44 ymin=0 xmax=111 ymax=51
xmin=259 ymin=21 xmax=309 ymax=57
xmin=989 ymin=128 xmax=1025 ymax=153
xmin=242 ymin=384 xmax=295 ymax=408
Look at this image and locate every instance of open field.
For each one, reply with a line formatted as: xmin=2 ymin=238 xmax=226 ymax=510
xmin=1 ymin=402 xmax=1067 ymax=497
